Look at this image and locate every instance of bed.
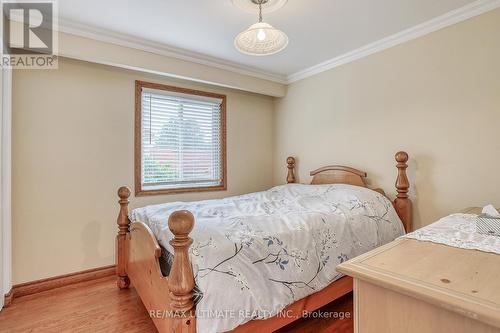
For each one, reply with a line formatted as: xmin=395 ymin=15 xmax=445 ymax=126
xmin=115 ymin=151 xmax=412 ymax=333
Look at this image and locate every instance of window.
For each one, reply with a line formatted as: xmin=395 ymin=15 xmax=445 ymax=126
xmin=135 ymin=81 xmax=226 ymax=195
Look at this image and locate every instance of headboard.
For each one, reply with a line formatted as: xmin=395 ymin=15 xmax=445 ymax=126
xmin=285 ymin=152 xmax=412 ymax=232
xmin=310 ymin=165 xmax=367 ymax=187
xmin=286 ymin=157 xmax=371 ymax=188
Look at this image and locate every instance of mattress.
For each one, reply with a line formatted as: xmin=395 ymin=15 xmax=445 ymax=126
xmin=130 ymin=183 xmax=405 ymax=333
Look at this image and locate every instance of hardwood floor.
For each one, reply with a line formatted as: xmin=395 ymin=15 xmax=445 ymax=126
xmin=0 ymin=276 xmax=353 ymax=333
xmin=276 ymin=292 xmax=353 ymax=333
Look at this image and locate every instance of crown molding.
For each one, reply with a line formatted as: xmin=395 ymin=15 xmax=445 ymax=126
xmin=18 ymin=0 xmax=500 ymax=86
xmin=56 ymin=18 xmax=288 ymax=85
xmin=286 ymin=0 xmax=500 ymax=83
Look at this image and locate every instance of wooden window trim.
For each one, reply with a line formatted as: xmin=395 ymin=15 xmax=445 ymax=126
xmin=134 ymin=80 xmax=227 ymax=196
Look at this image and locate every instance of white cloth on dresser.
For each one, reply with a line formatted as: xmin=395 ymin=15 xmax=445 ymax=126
xmin=401 ymin=213 xmax=500 ymax=255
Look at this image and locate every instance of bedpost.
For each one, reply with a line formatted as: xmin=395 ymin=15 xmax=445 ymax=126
xmin=287 ymin=156 xmax=296 ymax=184
xmin=116 ymin=186 xmax=131 ymax=289
xmin=394 ymin=152 xmax=412 ymax=232
xmin=168 ymin=210 xmax=196 ymax=331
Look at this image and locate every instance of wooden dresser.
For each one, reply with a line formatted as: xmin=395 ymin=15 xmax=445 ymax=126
xmin=337 ymin=208 xmax=500 ymax=333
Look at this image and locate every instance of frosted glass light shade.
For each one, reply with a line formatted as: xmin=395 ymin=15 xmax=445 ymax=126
xmin=234 ymin=22 xmax=288 ymax=56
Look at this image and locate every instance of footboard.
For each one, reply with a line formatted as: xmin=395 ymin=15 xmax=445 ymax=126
xmin=116 ymin=188 xmax=196 ymax=333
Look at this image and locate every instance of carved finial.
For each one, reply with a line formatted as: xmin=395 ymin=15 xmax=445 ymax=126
xmin=117 ymin=187 xmax=131 ymax=235
xmin=394 ymin=152 xmax=412 ymax=232
xmin=168 ymin=210 xmax=195 ymax=315
xmin=169 ymin=210 xmax=195 ymax=239
xmin=395 ymin=152 xmax=409 ymax=198
xmin=395 ymin=151 xmax=409 ymax=164
xmin=286 ymin=156 xmax=296 ymax=184
xmin=118 ymin=186 xmax=131 ymax=200
xmin=116 ymin=186 xmax=131 ymax=289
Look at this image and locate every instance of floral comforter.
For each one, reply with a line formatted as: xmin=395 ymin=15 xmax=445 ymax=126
xmin=130 ymin=184 xmax=405 ymax=333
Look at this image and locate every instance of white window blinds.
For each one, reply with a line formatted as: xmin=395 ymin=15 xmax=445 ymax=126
xmin=140 ymin=87 xmax=224 ymax=191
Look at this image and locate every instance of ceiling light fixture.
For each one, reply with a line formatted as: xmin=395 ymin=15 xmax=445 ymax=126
xmin=234 ymin=0 xmax=288 ymax=56
xmin=231 ymin=0 xmax=287 ymax=14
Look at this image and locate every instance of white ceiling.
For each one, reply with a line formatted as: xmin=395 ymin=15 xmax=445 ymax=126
xmin=58 ymin=0 xmax=478 ymax=79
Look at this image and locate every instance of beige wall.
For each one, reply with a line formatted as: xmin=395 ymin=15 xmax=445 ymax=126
xmin=12 ymin=9 xmax=500 ymax=284
xmin=274 ymin=9 xmax=500 ymax=230
xmin=12 ymin=58 xmax=274 ymax=284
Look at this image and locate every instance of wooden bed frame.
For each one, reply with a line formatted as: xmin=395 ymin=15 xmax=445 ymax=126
xmin=115 ymin=151 xmax=412 ymax=333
